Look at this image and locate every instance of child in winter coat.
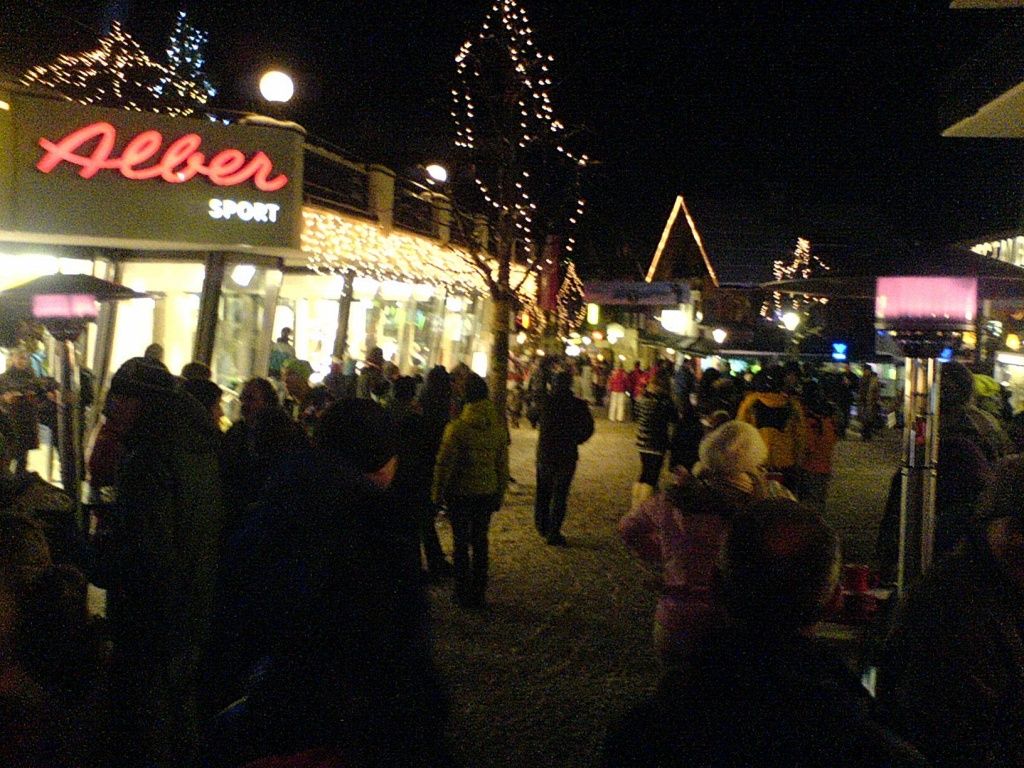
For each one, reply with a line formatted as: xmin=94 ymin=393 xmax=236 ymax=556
xmin=620 ymin=422 xmax=792 ymax=667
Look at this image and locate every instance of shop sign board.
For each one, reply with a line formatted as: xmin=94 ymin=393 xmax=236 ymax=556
xmin=0 ymin=92 xmax=303 ymax=253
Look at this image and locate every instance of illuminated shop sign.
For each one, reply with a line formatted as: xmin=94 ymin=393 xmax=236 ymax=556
xmin=0 ymin=93 xmax=303 ymax=252
xmin=37 ymin=122 xmax=289 ymax=191
xmin=971 ymin=236 xmax=1024 ymax=268
xmin=208 ymin=198 xmax=281 ymax=222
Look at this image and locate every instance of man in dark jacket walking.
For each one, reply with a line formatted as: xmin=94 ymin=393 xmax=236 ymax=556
xmin=603 ymin=501 xmax=927 ymax=768
xmin=535 ymin=371 xmax=594 ymax=546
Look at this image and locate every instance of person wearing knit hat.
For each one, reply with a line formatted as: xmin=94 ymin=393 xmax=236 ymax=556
xmin=182 ymin=378 xmax=224 ymax=430
xmin=314 ymin=398 xmax=398 ymax=486
xmin=88 ymin=356 xmax=177 ymax=489
xmin=92 ymin=356 xmax=224 ymax=767
xmin=620 ymin=421 xmax=792 ymax=666
xmin=939 ymin=360 xmax=1012 ymax=462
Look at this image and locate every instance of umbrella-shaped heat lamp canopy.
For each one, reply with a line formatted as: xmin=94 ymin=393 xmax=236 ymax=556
xmin=0 ymin=274 xmax=148 ymax=305
xmin=0 ymin=274 xmax=148 ymax=343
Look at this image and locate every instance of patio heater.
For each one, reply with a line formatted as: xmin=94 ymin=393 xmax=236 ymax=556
xmin=1 ymin=274 xmax=146 ymax=518
xmin=31 ymin=293 xmax=99 ymax=505
xmin=874 ymin=276 xmax=977 ymax=594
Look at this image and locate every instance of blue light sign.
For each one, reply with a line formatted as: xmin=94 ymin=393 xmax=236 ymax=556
xmin=831 ymin=342 xmax=848 ymax=362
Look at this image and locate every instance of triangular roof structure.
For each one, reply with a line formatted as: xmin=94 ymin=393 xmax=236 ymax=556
xmin=644 ymin=195 xmax=719 ymax=286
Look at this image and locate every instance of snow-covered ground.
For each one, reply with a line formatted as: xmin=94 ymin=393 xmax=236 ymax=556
xmin=429 ymin=412 xmax=901 ymax=767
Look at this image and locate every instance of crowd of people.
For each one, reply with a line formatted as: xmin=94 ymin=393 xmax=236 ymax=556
xmin=613 ymin=355 xmax=1024 ymax=767
xmin=0 ymin=344 xmax=513 ymax=767
xmin=0 ymin=341 xmax=1022 ymax=767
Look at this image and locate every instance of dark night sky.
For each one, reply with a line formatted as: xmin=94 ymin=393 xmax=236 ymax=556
xmin=3 ymin=1 xmax=1024 ymax=282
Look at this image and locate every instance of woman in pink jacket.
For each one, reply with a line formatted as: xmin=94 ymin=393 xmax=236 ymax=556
xmin=619 ymin=421 xmax=792 ymax=666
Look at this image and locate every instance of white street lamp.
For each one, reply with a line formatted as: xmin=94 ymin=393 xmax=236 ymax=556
xmin=712 ymin=328 xmax=727 ymax=344
xmin=424 ymin=163 xmax=449 ymax=183
xmin=259 ymin=70 xmax=295 ymax=103
xmin=781 ymin=311 xmax=801 ymax=332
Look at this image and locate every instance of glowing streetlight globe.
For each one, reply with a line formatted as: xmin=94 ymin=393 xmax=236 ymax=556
xmin=782 ymin=312 xmax=801 ymax=332
xmin=259 ymin=70 xmax=294 ymax=103
xmin=424 ymin=163 xmax=449 ymax=183
xmin=712 ymin=328 xmax=727 ymax=344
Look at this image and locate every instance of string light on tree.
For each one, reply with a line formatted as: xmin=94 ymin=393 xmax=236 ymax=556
xmin=21 ymin=20 xmax=212 ymax=117
xmin=761 ymin=237 xmax=830 ymax=321
xmin=448 ymin=0 xmax=588 ymax=413
xmin=162 ymin=11 xmax=216 ymax=103
xmin=556 ymin=260 xmax=587 ymax=334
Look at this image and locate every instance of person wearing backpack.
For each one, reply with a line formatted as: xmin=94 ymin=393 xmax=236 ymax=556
xmin=534 ymin=371 xmax=595 ymax=546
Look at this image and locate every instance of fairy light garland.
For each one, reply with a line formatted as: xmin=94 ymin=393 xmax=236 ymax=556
xmin=302 ymin=204 xmax=537 ymax=300
xmin=556 ymin=260 xmax=586 ymax=333
xmin=453 ymin=0 xmax=587 ymax=261
xmin=761 ymin=237 xmax=830 ymax=320
xmin=21 ymin=20 xmax=212 ymax=117
xmin=163 ymin=11 xmax=216 ymax=103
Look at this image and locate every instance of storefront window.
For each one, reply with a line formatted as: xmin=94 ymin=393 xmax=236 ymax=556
xmin=110 ymin=261 xmax=204 ymax=377
xmin=278 ymin=272 xmax=344 ymax=379
xmin=212 ymin=263 xmax=280 ymax=392
xmin=276 ymin=272 xmax=492 ymax=376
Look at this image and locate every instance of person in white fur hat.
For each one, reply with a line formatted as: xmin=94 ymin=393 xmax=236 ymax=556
xmin=619 ymin=420 xmax=792 ymax=666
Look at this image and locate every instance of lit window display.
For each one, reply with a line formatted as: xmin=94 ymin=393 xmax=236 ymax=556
xmin=108 ymin=261 xmax=205 ymax=377
xmin=279 ymin=270 xmax=489 ymax=376
xmin=211 ymin=263 xmax=281 ymax=392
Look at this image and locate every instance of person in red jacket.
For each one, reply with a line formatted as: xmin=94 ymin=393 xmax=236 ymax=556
xmin=629 ymin=363 xmax=650 ymax=421
xmin=608 ymin=363 xmax=630 ymax=422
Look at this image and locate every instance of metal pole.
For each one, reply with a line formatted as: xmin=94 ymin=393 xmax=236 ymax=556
xmin=333 ymin=269 xmax=355 ymax=360
xmin=55 ymin=337 xmax=81 ymax=513
xmin=897 ymin=356 xmax=941 ymax=596
xmin=194 ymin=253 xmax=225 ymax=367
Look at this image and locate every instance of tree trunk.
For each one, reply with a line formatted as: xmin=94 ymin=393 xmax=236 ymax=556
xmin=488 ymin=292 xmax=511 ymax=418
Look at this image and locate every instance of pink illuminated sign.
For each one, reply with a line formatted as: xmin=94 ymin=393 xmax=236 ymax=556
xmin=875 ymin=277 xmax=977 ymax=325
xmin=32 ymin=294 xmax=99 ymax=320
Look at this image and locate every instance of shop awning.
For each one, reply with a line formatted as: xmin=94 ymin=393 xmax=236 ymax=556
xmin=299 ymin=203 xmax=536 ymax=299
xmin=943 ymin=79 xmax=1024 ymax=138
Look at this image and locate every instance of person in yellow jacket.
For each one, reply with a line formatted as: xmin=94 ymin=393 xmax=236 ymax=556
xmin=432 ymin=372 xmax=510 ymax=608
xmin=735 ymin=366 xmax=806 ymax=496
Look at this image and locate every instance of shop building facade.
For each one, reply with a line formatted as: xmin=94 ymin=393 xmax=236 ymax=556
xmin=0 ymin=89 xmax=521 ymax=404
xmin=0 ymin=89 xmax=303 ymax=398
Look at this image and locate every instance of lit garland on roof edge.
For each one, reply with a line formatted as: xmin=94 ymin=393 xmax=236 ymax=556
xmin=301 ymin=205 xmax=537 ymax=299
xmin=21 ymin=20 xmax=212 ymax=117
xmin=761 ymin=237 xmax=830 ymax=321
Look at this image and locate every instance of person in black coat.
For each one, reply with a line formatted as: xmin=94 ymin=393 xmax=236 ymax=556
xmin=668 ymin=399 xmax=704 ymax=474
xmin=209 ymin=399 xmax=449 ymax=767
xmin=390 ymin=375 xmax=452 ymax=579
xmin=534 ymin=371 xmax=594 ymax=546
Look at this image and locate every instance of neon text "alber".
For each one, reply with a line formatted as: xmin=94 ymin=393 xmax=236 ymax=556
xmin=36 ymin=121 xmax=289 ymax=192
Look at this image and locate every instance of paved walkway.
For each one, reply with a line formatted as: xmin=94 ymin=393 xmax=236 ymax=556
xmin=430 ymin=410 xmax=902 ymax=767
